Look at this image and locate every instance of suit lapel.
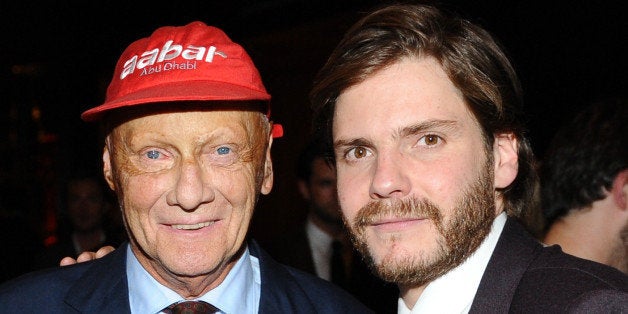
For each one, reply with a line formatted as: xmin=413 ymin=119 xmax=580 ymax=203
xmin=293 ymin=227 xmax=317 ymax=275
xmin=469 ymin=218 xmax=541 ymax=313
xmin=64 ymin=243 xmax=131 ymax=313
xmin=250 ymin=240 xmax=319 ymax=314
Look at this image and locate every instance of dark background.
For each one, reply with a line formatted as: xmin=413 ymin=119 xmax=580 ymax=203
xmin=1 ymin=0 xmax=626 ymax=252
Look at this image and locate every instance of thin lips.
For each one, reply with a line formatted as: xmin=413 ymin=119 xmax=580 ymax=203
xmin=369 ymin=216 xmax=425 ymax=226
xmin=169 ymin=220 xmax=217 ymax=230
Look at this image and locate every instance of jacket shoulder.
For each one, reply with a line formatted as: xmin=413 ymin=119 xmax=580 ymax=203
xmin=472 ymin=218 xmax=628 ymax=313
xmin=250 ymin=239 xmax=374 ymax=314
xmin=511 ymin=244 xmax=628 ymax=311
xmin=0 ymin=262 xmax=92 ymax=311
xmin=0 ymin=243 xmax=129 ymax=313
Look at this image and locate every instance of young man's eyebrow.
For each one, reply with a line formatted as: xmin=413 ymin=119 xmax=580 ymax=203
xmin=398 ymin=120 xmax=458 ymax=138
xmin=333 ymin=120 xmax=458 ymax=149
xmin=334 ymin=138 xmax=373 ymax=150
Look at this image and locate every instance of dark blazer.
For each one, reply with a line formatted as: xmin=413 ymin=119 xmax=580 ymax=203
xmin=261 ymin=224 xmax=399 ymax=314
xmin=470 ymin=217 xmax=628 ymax=313
xmin=0 ymin=240 xmax=372 ymax=313
xmin=34 ymin=229 xmax=126 ymax=270
xmin=261 ymin=225 xmax=317 ymax=275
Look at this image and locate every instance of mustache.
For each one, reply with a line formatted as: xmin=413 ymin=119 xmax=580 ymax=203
xmin=352 ymin=197 xmax=443 ymax=228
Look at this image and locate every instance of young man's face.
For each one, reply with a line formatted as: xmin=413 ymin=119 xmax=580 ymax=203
xmin=333 ymin=56 xmax=517 ymax=288
xmin=67 ymin=179 xmax=106 ymax=233
xmin=103 ymin=109 xmax=273 ymax=289
xmin=299 ymin=157 xmax=342 ymax=225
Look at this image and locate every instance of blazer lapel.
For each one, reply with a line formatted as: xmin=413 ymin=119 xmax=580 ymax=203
xmin=250 ymin=240 xmax=319 ymax=314
xmin=64 ymin=243 xmax=131 ymax=313
xmin=288 ymin=227 xmax=317 ymax=275
xmin=469 ymin=218 xmax=541 ymax=313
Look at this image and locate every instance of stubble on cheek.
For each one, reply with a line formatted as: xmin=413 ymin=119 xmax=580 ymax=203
xmin=345 ymin=159 xmax=497 ymax=286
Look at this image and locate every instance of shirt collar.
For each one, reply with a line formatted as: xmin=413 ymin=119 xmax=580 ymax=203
xmin=306 ymin=216 xmax=333 ymax=252
xmin=399 ymin=212 xmax=507 ymax=314
xmin=126 ymin=244 xmax=261 ymax=314
xmin=306 ymin=217 xmax=335 ymax=279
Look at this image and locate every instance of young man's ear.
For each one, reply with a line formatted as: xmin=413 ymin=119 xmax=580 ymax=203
xmin=493 ymin=133 xmax=519 ymax=189
xmin=611 ymin=169 xmax=628 ymax=210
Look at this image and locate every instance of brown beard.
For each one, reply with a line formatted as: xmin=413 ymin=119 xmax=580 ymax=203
xmin=346 ymin=158 xmax=496 ymax=287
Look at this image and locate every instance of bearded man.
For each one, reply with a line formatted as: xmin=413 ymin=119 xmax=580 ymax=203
xmin=310 ymin=3 xmax=628 ymax=313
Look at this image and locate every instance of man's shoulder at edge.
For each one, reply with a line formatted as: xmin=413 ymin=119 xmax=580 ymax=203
xmin=475 ymin=217 xmax=628 ymax=312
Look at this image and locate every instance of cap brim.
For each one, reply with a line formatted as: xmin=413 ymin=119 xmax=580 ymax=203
xmin=81 ymin=80 xmax=271 ymax=122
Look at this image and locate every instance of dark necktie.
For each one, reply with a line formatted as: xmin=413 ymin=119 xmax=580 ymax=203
xmin=163 ymin=301 xmax=218 ymax=314
xmin=331 ymin=239 xmax=347 ymax=288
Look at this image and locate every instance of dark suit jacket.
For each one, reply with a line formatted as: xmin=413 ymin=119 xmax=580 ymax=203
xmin=0 ymin=240 xmax=372 ymax=313
xmin=261 ymin=224 xmax=399 ymax=314
xmin=34 ymin=229 xmax=126 ymax=270
xmin=470 ymin=217 xmax=628 ymax=313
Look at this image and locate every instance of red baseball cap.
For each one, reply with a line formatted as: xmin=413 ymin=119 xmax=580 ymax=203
xmin=81 ymin=21 xmax=283 ymax=137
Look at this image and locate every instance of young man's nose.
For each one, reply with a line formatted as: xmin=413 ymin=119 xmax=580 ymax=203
xmin=369 ymin=152 xmax=411 ymax=199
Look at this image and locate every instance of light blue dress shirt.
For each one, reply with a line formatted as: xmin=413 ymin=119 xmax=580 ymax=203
xmin=126 ymin=244 xmax=261 ymax=314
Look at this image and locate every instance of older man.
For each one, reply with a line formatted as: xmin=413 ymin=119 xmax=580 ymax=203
xmin=310 ymin=4 xmax=627 ymax=313
xmin=0 ymin=21 xmax=370 ymax=313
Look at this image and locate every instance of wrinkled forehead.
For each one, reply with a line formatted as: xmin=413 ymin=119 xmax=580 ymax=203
xmin=107 ymin=109 xmax=272 ymax=171
xmin=105 ymin=101 xmax=269 ymax=141
xmin=104 ymin=100 xmax=266 ymax=129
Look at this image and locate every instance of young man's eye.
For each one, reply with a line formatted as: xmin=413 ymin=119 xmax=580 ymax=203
xmin=353 ymin=147 xmax=368 ymax=158
xmin=345 ymin=146 xmax=371 ymax=160
xmin=419 ymin=134 xmax=442 ymax=146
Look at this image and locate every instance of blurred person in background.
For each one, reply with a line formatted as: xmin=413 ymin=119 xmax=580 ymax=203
xmin=36 ymin=174 xmax=125 ymax=269
xmin=542 ymin=97 xmax=628 ymax=273
xmin=262 ymin=137 xmax=398 ymax=313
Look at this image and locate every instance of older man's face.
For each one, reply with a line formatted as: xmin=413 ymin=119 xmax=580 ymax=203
xmin=103 ymin=109 xmax=273 ymax=290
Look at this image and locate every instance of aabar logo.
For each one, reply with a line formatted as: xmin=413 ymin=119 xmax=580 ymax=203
xmin=120 ymin=40 xmax=227 ymax=79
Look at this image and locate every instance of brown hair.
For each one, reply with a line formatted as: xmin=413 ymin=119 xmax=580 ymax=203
xmin=310 ymin=3 xmax=537 ymax=217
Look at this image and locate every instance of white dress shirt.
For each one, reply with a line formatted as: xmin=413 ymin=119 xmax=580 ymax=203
xmin=398 ymin=212 xmax=507 ymax=314
xmin=126 ymin=244 xmax=261 ymax=314
xmin=305 ymin=218 xmax=334 ymax=280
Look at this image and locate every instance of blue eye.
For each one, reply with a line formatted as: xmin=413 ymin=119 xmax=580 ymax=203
xmin=146 ymin=150 xmax=161 ymax=159
xmin=217 ymin=147 xmax=231 ymax=155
